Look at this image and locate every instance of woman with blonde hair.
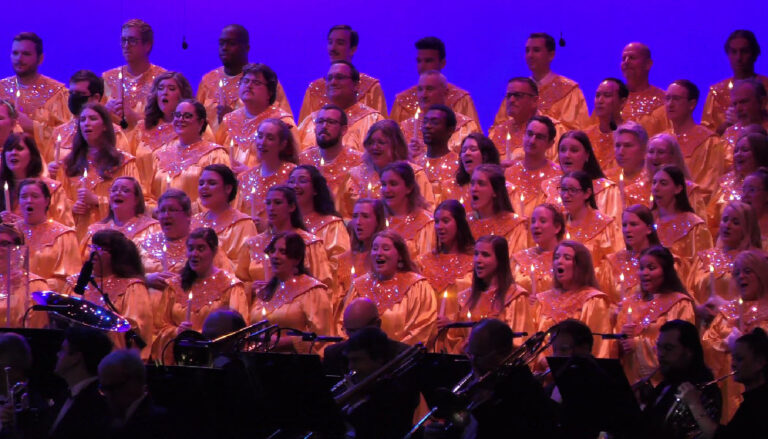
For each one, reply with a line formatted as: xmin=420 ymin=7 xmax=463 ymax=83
xmin=646 ymin=133 xmax=707 ymax=216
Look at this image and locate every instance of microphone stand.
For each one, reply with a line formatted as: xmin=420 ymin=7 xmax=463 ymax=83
xmin=87 ymin=277 xmax=146 ymax=349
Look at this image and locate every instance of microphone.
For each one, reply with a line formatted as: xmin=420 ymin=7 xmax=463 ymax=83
xmin=444 ymin=322 xmax=478 ymax=329
xmin=595 ymin=333 xmax=628 ymax=339
xmin=286 ymin=329 xmax=343 ymax=343
xmin=73 ymin=251 xmax=97 ymax=295
xmin=31 ymin=304 xmax=70 ymax=312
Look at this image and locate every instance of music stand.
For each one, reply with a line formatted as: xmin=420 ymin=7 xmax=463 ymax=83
xmin=417 ymin=353 xmax=471 ymax=407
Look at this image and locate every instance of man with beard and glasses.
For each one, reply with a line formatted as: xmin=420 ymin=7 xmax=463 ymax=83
xmin=299 ymin=24 xmax=387 ymax=122
xmin=45 ymin=70 xmax=130 ymax=166
xmin=0 ymin=32 xmax=68 ymax=145
xmin=299 ymin=104 xmax=363 ymax=207
xmin=197 ymin=24 xmax=292 ymax=129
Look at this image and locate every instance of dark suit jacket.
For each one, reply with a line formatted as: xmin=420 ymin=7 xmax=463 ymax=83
xmin=49 ymin=380 xmax=112 ymax=439
xmin=110 ymin=397 xmax=174 ymax=439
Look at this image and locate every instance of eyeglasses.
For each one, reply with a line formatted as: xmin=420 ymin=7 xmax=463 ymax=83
xmin=558 ymin=186 xmax=584 ymax=196
xmin=326 ymin=74 xmax=352 ymax=82
xmin=314 ymin=118 xmax=341 ymax=126
xmin=120 ymin=37 xmax=142 ymax=47
xmin=172 ymin=112 xmax=196 ymax=121
xmin=109 ymin=186 xmax=133 ymax=195
xmin=506 ymin=91 xmax=536 ymax=100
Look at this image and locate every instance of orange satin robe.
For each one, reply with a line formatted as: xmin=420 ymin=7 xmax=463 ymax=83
xmin=102 ymin=64 xmax=166 ymax=125
xmin=216 ymin=106 xmax=296 ymax=168
xmin=401 ymin=112 xmax=481 ymax=155
xmin=706 ymin=172 xmax=743 ymax=237
xmin=541 ymin=176 xmax=622 ymax=220
xmin=235 ymin=228 xmax=333 ymax=290
xmin=621 ymin=86 xmax=670 ymax=137
xmin=16 ymin=219 xmax=80 ymax=292
xmin=468 ymin=211 xmax=529 ymax=256
xmin=137 ymin=232 xmax=234 ymax=275
xmin=191 ymin=208 xmax=257 ymax=263
xmin=11 ymin=177 xmax=74 ymax=228
xmin=80 ymin=215 xmax=161 ymax=260
xmin=63 ymin=274 xmax=153 ymax=359
xmin=153 ymin=270 xmax=248 ymax=361
xmin=299 ymin=72 xmax=387 ymax=122
xmin=598 ymin=249 xmax=641 ymax=305
xmin=297 ymin=102 xmax=384 ymax=152
xmin=605 ymin=167 xmax=651 ymax=209
xmin=149 ymin=139 xmax=231 ymax=209
xmin=504 ymin=159 xmax=561 ymax=217
xmin=344 ymin=271 xmax=437 ymax=345
xmin=667 ymin=125 xmax=726 ymax=198
xmin=298 ymin=147 xmax=363 ymax=212
xmin=687 ymin=247 xmax=739 ymax=305
xmin=234 ymin=161 xmax=296 ymax=228
xmin=386 ymin=209 xmax=436 ymax=259
xmin=303 ymin=213 xmax=350 ymax=279
xmin=131 ymin=120 xmax=177 ymax=190
xmin=535 ymin=287 xmax=613 ymax=358
xmin=58 ymin=153 xmax=141 ymax=241
xmin=47 ymin=119 xmax=131 ymax=162
xmin=655 ymin=211 xmax=714 ymax=269
xmin=564 ymin=208 xmax=624 ymax=267
xmin=390 ymin=82 xmax=480 ymax=127
xmin=488 ymin=117 xmax=563 ymax=162
xmin=584 ymin=124 xmax=618 ymax=171
xmin=721 ymin=121 xmax=768 ymax=170
xmin=413 ymin=152 xmax=460 ymax=205
xmin=334 ymin=250 xmax=371 ymax=318
xmin=701 ymin=75 xmax=768 ymax=132
xmin=615 ymin=291 xmax=695 ymax=385
xmin=339 ymin=162 xmax=435 ymax=219
xmin=0 ymin=74 xmax=69 ymax=150
xmin=197 ymin=67 xmax=292 ymax=129
xmin=0 ymin=272 xmax=48 ymax=329
xmin=511 ymin=247 xmax=554 ymax=299
xmin=250 ymin=274 xmax=332 ymax=354
xmin=493 ymin=73 xmax=590 ymax=130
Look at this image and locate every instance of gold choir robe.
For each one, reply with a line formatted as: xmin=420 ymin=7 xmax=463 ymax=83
xmin=702 ymin=299 xmax=768 ymax=422
xmin=621 ymin=86 xmax=670 ymax=137
xmin=191 ymin=208 xmax=257 ymax=263
xmin=598 ymin=249 xmax=641 ymax=305
xmin=387 ymin=209 xmax=436 ymax=259
xmin=299 ymin=72 xmax=387 ymax=122
xmin=153 ymin=270 xmax=248 ymax=360
xmin=535 ymin=286 xmax=613 ymax=358
xmin=0 ymin=74 xmax=69 ymax=149
xmin=488 ymin=117 xmax=563 ymax=162
xmin=564 ymin=208 xmax=623 ymax=268
xmin=47 ymin=119 xmax=131 ymax=162
xmin=138 ymin=232 xmax=234 ymax=275
xmin=391 ymin=82 xmax=480 ymax=127
xmin=334 ymin=250 xmax=371 ymax=318
xmin=416 ymin=252 xmax=474 ymax=342
xmin=345 ymin=271 xmax=437 ymax=345
xmin=16 ymin=219 xmax=80 ymax=292
xmin=299 ymin=146 xmax=363 ymax=212
xmin=216 ymin=106 xmax=296 ymax=168
xmin=655 ymin=211 xmax=713 ymax=265
xmin=303 ymin=213 xmax=350 ymax=275
xmin=102 ymin=64 xmax=166 ymax=124
xmin=0 ymin=272 xmax=48 ymax=329
xmin=721 ymin=121 xmax=768 ymax=169
xmin=297 ymin=102 xmax=384 ymax=152
xmin=250 ymin=274 xmax=332 ymax=354
xmin=64 ymin=274 xmax=153 ymax=359
xmin=511 ymin=247 xmax=554 ymax=299
xmin=150 ymin=139 xmax=231 ymax=209
xmin=706 ymin=172 xmax=743 ymax=237
xmin=584 ymin=124 xmax=618 ymax=171
xmin=59 ymin=153 xmax=141 ymax=241
xmin=197 ymin=67 xmax=292 ymax=128
xmin=687 ymin=247 xmax=739 ymax=305
xmin=401 ymin=112 xmax=480 ymax=155
xmin=504 ymin=160 xmax=561 ymax=217
xmin=234 ymin=161 xmax=296 ymax=227
xmin=10 ymin=177 xmax=74 ymax=228
xmin=339 ymin=162 xmax=435 ymax=219
xmin=701 ymin=75 xmax=768 ymax=131
xmin=493 ymin=73 xmax=590 ymax=130
xmin=80 ymin=215 xmax=161 ymax=259
xmin=468 ymin=211 xmax=529 ymax=256
xmin=413 ymin=152 xmax=460 ymax=205
xmin=667 ymin=125 xmax=725 ymax=198
xmin=605 ymin=167 xmax=651 ymax=209
xmin=615 ymin=291 xmax=695 ymax=385
xmin=235 ymin=228 xmax=333 ymax=289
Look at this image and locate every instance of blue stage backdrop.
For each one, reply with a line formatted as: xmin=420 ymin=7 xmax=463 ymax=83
xmin=2 ymin=0 xmax=766 ymax=129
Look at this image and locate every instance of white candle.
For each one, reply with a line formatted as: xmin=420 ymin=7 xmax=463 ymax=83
xmin=708 ymin=265 xmax=716 ymax=300
xmin=439 ymin=291 xmax=447 ymax=317
xmin=505 ymin=132 xmax=511 ymax=160
xmin=80 ymin=169 xmax=88 ymax=190
xmin=619 ymin=273 xmax=627 ymax=299
xmin=186 ymin=292 xmax=193 ymax=322
xmin=627 ymin=306 xmax=633 ymax=324
xmin=530 ymin=264 xmax=537 ymax=296
xmin=218 ymin=79 xmax=225 ymax=106
xmin=55 ymin=134 xmax=62 ymax=163
xmin=24 ymin=246 xmax=29 ymax=315
xmin=250 ymin=187 xmax=257 ymax=218
xmin=229 ymin=139 xmax=235 ymax=164
xmin=161 ymin=243 xmax=168 ymax=272
xmin=350 ymin=265 xmax=356 ymax=278
xmin=413 ymin=108 xmax=421 ymax=139
xmin=3 ymin=182 xmax=10 ymax=212
xmin=619 ymin=171 xmax=626 ymax=210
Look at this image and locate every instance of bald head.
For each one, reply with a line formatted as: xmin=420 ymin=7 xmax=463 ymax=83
xmin=202 ymin=308 xmax=246 ymax=339
xmin=343 ymin=298 xmax=381 ymax=335
xmin=223 ymin=24 xmax=249 ymax=44
xmin=621 ymin=42 xmax=653 ymax=87
xmin=624 ymin=42 xmax=651 ymax=59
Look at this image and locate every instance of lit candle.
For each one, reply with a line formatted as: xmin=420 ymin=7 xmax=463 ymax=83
xmin=385 ymin=218 xmax=390 ymax=228
xmin=3 ymin=181 xmax=9 ymax=212
xmin=505 ymin=132 xmax=511 ymax=160
xmin=118 ymin=68 xmax=125 ymax=108
xmin=54 ymin=134 xmax=62 ymax=163
xmin=186 ymin=292 xmax=193 ymax=322
xmin=350 ymin=265 xmax=356 ymax=278
xmin=218 ymin=79 xmax=225 ymax=106
xmin=80 ymin=169 xmax=88 ymax=190
xmin=728 ymin=81 xmax=733 ymax=90
xmin=229 ymin=139 xmax=235 ymax=164
xmin=250 ymin=187 xmax=257 ymax=218
xmin=530 ymin=264 xmax=537 ymax=296
xmin=161 ymin=243 xmax=168 ymax=272
xmin=619 ymin=171 xmax=626 ymax=210
xmin=14 ymin=88 xmax=20 ymax=110
xmin=708 ymin=265 xmax=716 ymax=300
xmin=261 ymin=306 xmax=267 ymax=318
xmin=466 ymin=310 xmax=472 ymax=320
xmin=320 ymin=156 xmax=325 ymax=167
xmin=565 ymin=231 xmax=571 ymax=240
xmin=627 ymin=306 xmax=633 ymax=324
xmin=619 ymin=273 xmax=627 ymax=299
xmin=413 ymin=107 xmax=420 ymax=139
xmin=366 ymin=181 xmax=373 ymax=196
xmin=439 ymin=291 xmax=447 ymax=317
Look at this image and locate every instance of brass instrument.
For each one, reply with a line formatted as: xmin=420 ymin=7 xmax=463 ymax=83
xmin=333 ymin=343 xmax=424 ymax=414
xmin=1 ymin=367 xmax=29 ymax=432
xmin=666 ymin=371 xmax=735 ymax=438
xmin=406 ymin=330 xmax=555 ymax=438
xmin=173 ymin=320 xmax=271 ymax=366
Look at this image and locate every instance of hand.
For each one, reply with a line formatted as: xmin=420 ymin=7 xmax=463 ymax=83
xmin=176 ymin=321 xmax=193 ymax=335
xmin=216 ymin=104 xmax=233 ymax=123
xmin=72 ymin=200 xmax=90 ymax=216
xmin=695 ymin=302 xmax=719 ymax=327
xmin=408 ymin=138 xmax=426 ymax=160
xmin=146 ymin=272 xmax=174 ymax=290
xmin=726 ymin=326 xmax=743 ymax=352
xmin=436 ymin=316 xmax=452 ymax=330
xmin=0 ymin=211 xmax=21 ymax=224
xmin=677 ymin=382 xmax=703 ymax=409
xmin=231 ymin=161 xmax=248 ymax=175
xmin=250 ymin=281 xmax=268 ymax=296
xmin=48 ymin=160 xmax=61 ymax=177
xmin=77 ymin=187 xmax=98 ymax=206
xmin=123 ymin=106 xmax=140 ymax=129
xmin=619 ymin=337 xmax=637 ymax=354
xmin=621 ymin=323 xmax=639 ymax=337
xmin=16 ymin=111 xmax=33 ymax=134
xmin=105 ymin=98 xmax=124 ymax=118
xmin=724 ymin=106 xmax=738 ymax=126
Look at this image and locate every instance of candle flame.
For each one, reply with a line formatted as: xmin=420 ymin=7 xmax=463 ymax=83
xmin=619 ymin=273 xmax=625 ymax=282
xmin=367 ymin=182 xmax=372 ymax=191
xmin=162 ymin=243 xmax=167 ymax=253
xmin=506 ymin=132 xmax=511 ymax=141
xmin=459 ymin=196 xmax=464 ymax=204
xmin=320 ymin=157 xmax=325 ymax=166
xmin=466 ymin=310 xmax=472 ymax=319
xmin=619 ymin=171 xmax=624 ymax=183
xmin=118 ymin=70 xmax=122 ymax=80
xmin=351 ymin=265 xmax=356 ymax=276
xmin=188 ymin=292 xmax=193 ymax=300
xmin=709 ymin=264 xmax=714 ymax=273
xmin=219 ymin=79 xmax=223 ymax=88
xmin=83 ymin=169 xmax=88 ymax=179
xmin=628 ymin=306 xmax=633 ymax=314
xmin=649 ymin=194 xmax=654 ymax=203
xmin=262 ymin=306 xmax=267 ymax=316
xmin=728 ymin=81 xmax=733 ymax=90
xmin=385 ymin=218 xmax=390 ymax=228
xmin=443 ymin=291 xmax=448 ymax=299
xmin=250 ymin=186 xmax=256 ymax=194
xmin=414 ymin=107 xmax=420 ymax=120
xmin=738 ymin=298 xmax=744 ymax=305
xmin=15 ymin=89 xmax=20 ymax=98
xmin=3 ymin=181 xmax=7 ymax=191
xmin=520 ymin=193 xmax=525 ymax=202
xmin=165 ymin=174 xmax=171 ymax=185
xmin=565 ymin=231 xmax=571 ymax=240
xmin=530 ymin=264 xmax=535 ymax=274
xmin=57 ymin=134 xmax=62 ymax=142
